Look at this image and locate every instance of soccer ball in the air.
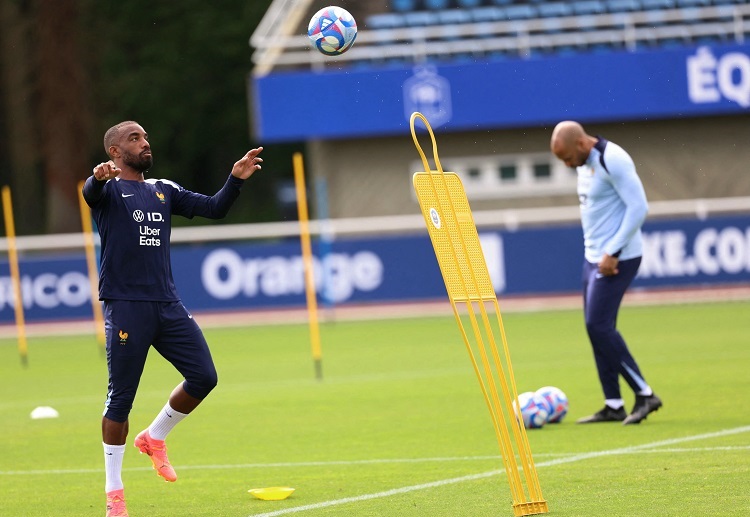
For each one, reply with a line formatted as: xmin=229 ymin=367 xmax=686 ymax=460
xmin=535 ymin=386 xmax=569 ymax=424
xmin=513 ymin=392 xmax=549 ymax=429
xmin=307 ymin=6 xmax=358 ymax=56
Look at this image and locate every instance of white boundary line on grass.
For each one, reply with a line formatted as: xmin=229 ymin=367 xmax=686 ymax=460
xmin=247 ymin=425 xmax=750 ymax=517
xmin=2 ymin=445 xmax=750 ymax=477
xmin=1 ymin=427 xmax=750 ymax=478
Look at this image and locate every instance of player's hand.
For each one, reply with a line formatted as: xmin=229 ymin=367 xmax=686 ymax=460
xmin=93 ymin=160 xmax=121 ymax=181
xmin=598 ymin=254 xmax=619 ymax=276
xmin=232 ymin=147 xmax=264 ymax=180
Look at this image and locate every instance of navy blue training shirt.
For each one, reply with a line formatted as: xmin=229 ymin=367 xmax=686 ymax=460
xmin=82 ymin=174 xmax=244 ymax=301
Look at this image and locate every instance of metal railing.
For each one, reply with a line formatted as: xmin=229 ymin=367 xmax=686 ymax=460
xmin=2 ymin=196 xmax=749 ymax=252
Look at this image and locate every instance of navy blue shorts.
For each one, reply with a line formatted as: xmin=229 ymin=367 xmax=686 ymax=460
xmin=102 ymin=300 xmax=217 ymax=422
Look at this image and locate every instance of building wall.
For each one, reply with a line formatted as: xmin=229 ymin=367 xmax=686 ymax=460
xmin=307 ymin=115 xmax=750 ymax=219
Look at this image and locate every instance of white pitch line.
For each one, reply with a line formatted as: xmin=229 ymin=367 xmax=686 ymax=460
xmin=0 ymin=456 xmax=505 ymax=476
xmin=0 ymin=426 xmax=750 ymax=476
xmin=247 ymin=425 xmax=750 ymax=517
xmin=536 ymin=424 xmax=750 ymax=468
xmin=3 ymin=445 xmax=748 ymax=477
xmin=249 ymin=470 xmax=503 ymax=517
xmin=0 ymin=445 xmax=746 ymax=477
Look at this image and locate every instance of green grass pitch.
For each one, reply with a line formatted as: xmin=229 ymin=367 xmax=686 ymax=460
xmin=1 ymin=300 xmax=749 ymax=516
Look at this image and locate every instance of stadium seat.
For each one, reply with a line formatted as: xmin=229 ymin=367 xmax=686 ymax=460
xmin=675 ymin=0 xmax=710 ymax=6
xmin=436 ymin=9 xmax=473 ymax=25
xmin=643 ymin=9 xmax=668 ymax=25
xmin=457 ymin=0 xmax=484 ymax=7
xmin=695 ymin=21 xmax=731 ymax=40
xmin=391 ymin=0 xmax=419 ymax=12
xmin=470 ymin=6 xmax=506 ymax=22
xmin=591 ymin=39 xmax=622 ymax=53
xmin=605 ymin=0 xmax=642 ymax=12
xmin=436 ymin=21 xmax=462 ymax=41
xmin=639 ymin=0 xmax=675 ymax=9
xmin=404 ymin=11 xmax=440 ymax=26
xmin=541 ymin=17 xmax=564 ymax=34
xmin=537 ymin=2 xmax=573 ymax=17
xmin=555 ymin=34 xmax=587 ymax=55
xmin=572 ymin=0 xmax=607 ymax=15
xmin=712 ymin=5 xmax=737 ymax=20
xmin=678 ymin=6 xmax=702 ymax=22
xmin=503 ymin=4 xmax=538 ymax=20
xmin=424 ymin=0 xmax=451 ymax=9
xmin=366 ymin=13 xmax=407 ymax=30
xmin=575 ymin=14 xmax=600 ymax=31
xmin=657 ymin=26 xmax=691 ymax=47
xmin=486 ymin=48 xmax=512 ymax=61
xmin=609 ymin=12 xmax=633 ymax=28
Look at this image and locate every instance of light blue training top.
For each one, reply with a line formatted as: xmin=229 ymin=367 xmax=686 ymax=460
xmin=576 ymin=137 xmax=649 ymax=264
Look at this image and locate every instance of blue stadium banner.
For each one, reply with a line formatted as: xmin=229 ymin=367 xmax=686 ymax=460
xmin=251 ymin=44 xmax=750 ymax=142
xmin=0 ymin=215 xmax=748 ymax=323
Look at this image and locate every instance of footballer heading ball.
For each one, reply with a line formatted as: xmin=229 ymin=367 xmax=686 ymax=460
xmin=308 ymin=6 xmax=357 ymax=56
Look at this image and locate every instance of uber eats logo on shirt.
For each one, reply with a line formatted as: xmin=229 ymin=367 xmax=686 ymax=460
xmin=132 ymin=210 xmax=163 ymax=247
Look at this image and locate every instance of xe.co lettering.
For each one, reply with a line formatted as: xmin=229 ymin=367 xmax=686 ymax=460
xmin=687 ymin=47 xmax=750 ymax=108
xmin=639 ymin=226 xmax=750 ymax=278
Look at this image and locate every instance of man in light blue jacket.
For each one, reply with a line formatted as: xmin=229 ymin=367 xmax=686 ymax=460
xmin=551 ymin=121 xmax=662 ymax=426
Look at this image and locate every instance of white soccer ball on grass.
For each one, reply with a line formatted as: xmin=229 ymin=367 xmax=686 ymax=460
xmin=513 ymin=391 xmax=549 ymax=429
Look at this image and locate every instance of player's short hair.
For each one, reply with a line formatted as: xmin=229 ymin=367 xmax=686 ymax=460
xmin=103 ymin=121 xmax=140 ymax=158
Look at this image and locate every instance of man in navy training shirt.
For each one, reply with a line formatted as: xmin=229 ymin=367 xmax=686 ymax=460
xmin=550 ymin=120 xmax=662 ymax=427
xmin=83 ymin=121 xmax=264 ymax=517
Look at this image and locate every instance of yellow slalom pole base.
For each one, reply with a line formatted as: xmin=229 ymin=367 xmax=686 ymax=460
xmin=513 ymin=500 xmax=549 ymax=516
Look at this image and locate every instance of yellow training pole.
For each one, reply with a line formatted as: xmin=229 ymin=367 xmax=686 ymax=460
xmin=293 ymin=153 xmax=323 ymax=380
xmin=410 ymin=113 xmax=547 ymax=516
xmin=77 ymin=181 xmax=106 ymax=351
xmin=1 ymin=186 xmax=28 ymax=366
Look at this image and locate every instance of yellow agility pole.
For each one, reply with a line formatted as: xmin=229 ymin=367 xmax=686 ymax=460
xmin=77 ymin=180 xmax=106 ymax=351
xmin=293 ymin=152 xmax=323 ymax=380
xmin=1 ymin=186 xmax=28 ymax=366
xmin=410 ymin=112 xmax=548 ymax=516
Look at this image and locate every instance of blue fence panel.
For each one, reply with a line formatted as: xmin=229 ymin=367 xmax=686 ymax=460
xmin=0 ymin=215 xmax=748 ymax=323
xmin=251 ymin=44 xmax=750 ymax=142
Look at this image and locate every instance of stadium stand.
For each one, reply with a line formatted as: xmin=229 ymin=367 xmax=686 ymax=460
xmin=361 ymin=0 xmax=747 ymax=59
xmin=249 ymin=0 xmax=749 ymax=72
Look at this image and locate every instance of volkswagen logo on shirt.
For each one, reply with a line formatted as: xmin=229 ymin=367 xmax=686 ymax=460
xmin=133 ymin=210 xmax=164 ymax=223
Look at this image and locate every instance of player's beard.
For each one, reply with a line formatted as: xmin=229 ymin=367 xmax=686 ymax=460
xmin=122 ymin=150 xmax=153 ymax=173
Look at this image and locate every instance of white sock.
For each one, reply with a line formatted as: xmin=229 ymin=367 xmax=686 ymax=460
xmin=638 ymin=387 xmax=654 ymax=397
xmin=103 ymin=443 xmax=125 ymax=493
xmin=147 ymin=403 xmax=188 ymax=441
xmin=605 ymin=398 xmax=624 ymax=410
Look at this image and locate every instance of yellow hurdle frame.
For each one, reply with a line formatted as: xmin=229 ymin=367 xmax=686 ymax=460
xmin=410 ymin=112 xmax=548 ymax=516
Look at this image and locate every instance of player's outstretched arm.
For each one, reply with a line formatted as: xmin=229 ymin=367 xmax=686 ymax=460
xmin=83 ymin=160 xmax=122 ymax=205
xmin=231 ymin=147 xmax=264 ymax=180
xmin=92 ymin=160 xmax=122 ymax=181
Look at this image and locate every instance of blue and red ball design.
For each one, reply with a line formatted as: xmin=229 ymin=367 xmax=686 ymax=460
xmin=308 ymin=6 xmax=358 ymax=56
xmin=535 ymin=386 xmax=569 ymax=424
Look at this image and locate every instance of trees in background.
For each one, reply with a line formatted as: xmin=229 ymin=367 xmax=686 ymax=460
xmin=0 ymin=0 xmax=292 ymax=234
